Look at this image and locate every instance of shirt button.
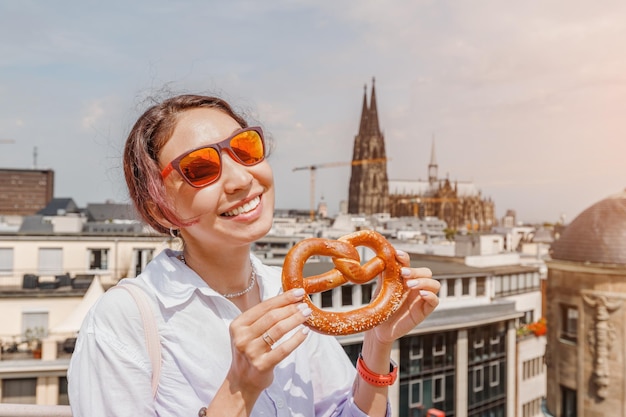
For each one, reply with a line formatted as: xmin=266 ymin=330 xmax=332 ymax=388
xmin=276 ymin=399 xmax=284 ymax=408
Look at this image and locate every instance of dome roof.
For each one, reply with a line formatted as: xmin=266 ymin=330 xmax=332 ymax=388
xmin=551 ymin=189 xmax=626 ymax=265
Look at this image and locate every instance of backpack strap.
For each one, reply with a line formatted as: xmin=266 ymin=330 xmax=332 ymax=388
xmin=113 ymin=284 xmax=162 ymax=398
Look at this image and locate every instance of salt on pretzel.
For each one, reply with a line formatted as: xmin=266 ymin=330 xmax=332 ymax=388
xmin=281 ymin=230 xmax=406 ymax=335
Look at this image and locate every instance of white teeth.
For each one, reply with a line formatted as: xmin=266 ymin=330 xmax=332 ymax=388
xmin=222 ymin=196 xmax=261 ymax=217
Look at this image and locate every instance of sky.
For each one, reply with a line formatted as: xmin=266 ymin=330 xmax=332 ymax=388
xmin=1 ymin=1 xmax=625 ymax=225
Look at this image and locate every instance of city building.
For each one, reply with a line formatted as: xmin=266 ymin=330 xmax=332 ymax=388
xmin=345 ymin=80 xmax=496 ymax=231
xmin=307 ymin=235 xmax=545 ymax=417
xmin=545 ymin=189 xmax=626 ymax=416
xmin=0 ymin=199 xmax=169 ymax=407
xmin=0 ymin=200 xmax=547 ymax=417
xmin=0 ymin=169 xmax=54 ymax=216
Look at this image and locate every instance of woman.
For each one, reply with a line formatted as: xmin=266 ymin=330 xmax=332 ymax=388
xmin=68 ymin=94 xmax=440 ymax=416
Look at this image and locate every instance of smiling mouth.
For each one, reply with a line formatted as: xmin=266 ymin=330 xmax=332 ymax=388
xmin=221 ymin=196 xmax=261 ymax=217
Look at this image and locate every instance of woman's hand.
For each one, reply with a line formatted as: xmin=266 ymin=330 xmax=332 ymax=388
xmin=370 ymin=250 xmax=440 ymax=345
xmin=225 ymin=289 xmax=312 ymax=396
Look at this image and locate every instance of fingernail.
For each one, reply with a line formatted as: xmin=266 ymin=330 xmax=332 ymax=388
xmin=419 ymin=290 xmax=430 ymax=297
xmin=407 ymin=279 xmax=420 ymax=288
xmin=401 ymin=267 xmax=411 ymax=277
xmin=301 ymin=326 xmax=311 ymax=335
xmin=396 ymin=250 xmax=408 ymax=257
xmin=297 ymin=303 xmax=312 ymax=317
xmin=292 ymin=288 xmax=305 ymax=298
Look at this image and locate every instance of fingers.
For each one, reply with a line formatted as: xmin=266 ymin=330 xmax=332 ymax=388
xmin=254 ymin=303 xmax=312 ymax=348
xmin=237 ymin=288 xmax=307 ymax=327
xmin=395 ymin=249 xmax=411 ymax=267
xmin=393 ymin=248 xmax=440 ymax=312
xmin=417 ymin=289 xmax=440 ymax=313
xmin=230 ymin=288 xmax=312 ymax=360
xmin=397 ymin=260 xmax=440 ymax=319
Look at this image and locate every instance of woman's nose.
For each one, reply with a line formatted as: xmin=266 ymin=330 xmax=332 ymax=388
xmin=219 ymin=152 xmax=253 ymax=193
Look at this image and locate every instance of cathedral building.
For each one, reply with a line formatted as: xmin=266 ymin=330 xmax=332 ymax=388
xmin=347 ymin=80 xmax=496 ymax=231
xmin=347 ymin=79 xmax=390 ymax=215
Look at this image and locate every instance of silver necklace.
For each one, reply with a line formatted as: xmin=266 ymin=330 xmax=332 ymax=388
xmin=179 ymin=254 xmax=257 ymax=299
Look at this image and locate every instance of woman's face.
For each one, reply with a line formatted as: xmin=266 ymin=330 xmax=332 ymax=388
xmin=158 ymin=107 xmax=275 ymax=250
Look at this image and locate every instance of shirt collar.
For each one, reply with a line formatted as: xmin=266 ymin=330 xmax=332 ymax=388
xmin=140 ymin=249 xmax=282 ymax=309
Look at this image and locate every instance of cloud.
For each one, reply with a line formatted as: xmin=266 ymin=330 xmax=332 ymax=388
xmin=81 ymin=100 xmax=105 ymax=130
xmin=2 ymin=0 xmax=626 ymax=223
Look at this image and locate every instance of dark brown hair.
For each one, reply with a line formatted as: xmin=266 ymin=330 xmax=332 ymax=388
xmin=123 ymin=94 xmax=248 ymax=234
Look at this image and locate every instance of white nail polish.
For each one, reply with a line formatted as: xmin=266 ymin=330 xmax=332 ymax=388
xmin=407 ymin=279 xmax=420 ymax=288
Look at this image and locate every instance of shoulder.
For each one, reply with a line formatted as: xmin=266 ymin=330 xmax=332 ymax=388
xmin=80 ymin=282 xmax=153 ymax=346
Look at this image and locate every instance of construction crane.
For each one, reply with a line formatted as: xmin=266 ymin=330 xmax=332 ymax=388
xmin=293 ymin=157 xmax=389 ymax=220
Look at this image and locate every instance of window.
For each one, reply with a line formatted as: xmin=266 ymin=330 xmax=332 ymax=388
xmin=561 ymin=386 xmax=577 ymax=417
xmin=341 ymin=285 xmax=353 ymax=306
xmin=408 ymin=336 xmax=423 ymax=374
xmin=22 ymin=311 xmax=48 ymax=338
xmin=58 ymin=376 xmax=69 ymax=405
xmin=522 ymin=397 xmax=542 ymax=417
xmin=433 ymin=334 xmax=446 ymax=356
xmin=561 ymin=305 xmax=578 ymax=342
xmin=89 ymin=248 xmax=109 ymax=270
xmin=447 ymin=279 xmax=456 ymax=297
xmin=321 ymin=290 xmax=333 ymax=308
xmin=473 ymin=329 xmax=485 ymax=349
xmin=38 ymin=248 xmax=63 ymax=275
xmin=410 ymin=337 xmax=423 ymax=359
xmin=494 ymin=276 xmax=502 ymax=295
xmin=489 ymin=333 xmax=500 ymax=345
xmin=525 ymin=273 xmax=533 ymax=289
xmin=0 ymin=248 xmax=14 ymax=275
xmin=533 ymin=274 xmax=540 ymax=289
xmin=462 ymin=278 xmax=470 ymax=296
xmin=502 ymin=276 xmax=510 ymax=293
xmin=476 ymin=276 xmax=486 ymax=296
xmin=489 ymin=362 xmax=500 ymax=387
xmin=521 ymin=310 xmax=534 ymax=325
xmin=473 ymin=366 xmax=484 ymax=392
xmin=361 ymin=283 xmax=373 ymax=304
xmin=409 ymin=379 xmax=422 ymax=407
xmin=133 ymin=249 xmax=154 ymax=276
xmin=2 ymin=378 xmax=37 ymax=404
xmin=433 ymin=375 xmax=445 ymax=402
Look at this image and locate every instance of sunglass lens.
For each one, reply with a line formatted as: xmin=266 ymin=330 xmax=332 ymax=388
xmin=179 ymin=148 xmax=220 ymax=186
xmin=230 ymin=130 xmax=264 ymax=165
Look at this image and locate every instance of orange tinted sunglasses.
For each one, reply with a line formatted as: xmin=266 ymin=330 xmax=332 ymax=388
xmin=161 ymin=126 xmax=265 ymax=188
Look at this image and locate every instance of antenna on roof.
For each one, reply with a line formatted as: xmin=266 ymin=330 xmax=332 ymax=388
xmin=33 ymin=146 xmax=38 ymax=169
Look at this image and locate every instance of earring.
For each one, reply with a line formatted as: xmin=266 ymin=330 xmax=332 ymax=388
xmin=169 ymin=227 xmax=179 ymax=238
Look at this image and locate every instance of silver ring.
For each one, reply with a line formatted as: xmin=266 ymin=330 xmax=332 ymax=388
xmin=262 ymin=332 xmax=275 ymax=347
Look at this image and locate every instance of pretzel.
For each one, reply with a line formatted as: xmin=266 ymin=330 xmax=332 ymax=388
xmin=282 ymin=230 xmax=406 ymax=335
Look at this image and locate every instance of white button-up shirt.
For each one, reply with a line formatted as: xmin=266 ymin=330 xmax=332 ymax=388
xmin=68 ymin=249 xmax=377 ymax=417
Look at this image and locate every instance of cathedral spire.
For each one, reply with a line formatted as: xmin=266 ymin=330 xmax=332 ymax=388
xmin=368 ymin=77 xmax=381 ymax=136
xmin=428 ymin=134 xmax=438 ymax=184
xmin=358 ymin=84 xmax=368 ymax=135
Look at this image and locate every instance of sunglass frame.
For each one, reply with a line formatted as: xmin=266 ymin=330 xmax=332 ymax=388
xmin=161 ymin=126 xmax=265 ymax=188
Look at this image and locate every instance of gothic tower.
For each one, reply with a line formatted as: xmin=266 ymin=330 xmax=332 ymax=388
xmin=428 ymin=135 xmax=438 ymax=184
xmin=348 ymin=78 xmax=390 ymax=215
